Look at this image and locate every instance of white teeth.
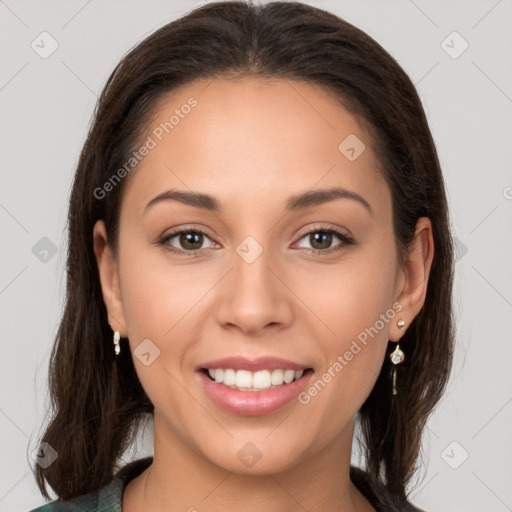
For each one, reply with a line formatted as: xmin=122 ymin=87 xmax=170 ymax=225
xmin=283 ymin=369 xmax=295 ymax=383
xmin=235 ymin=370 xmax=252 ymax=388
xmin=253 ymin=370 xmax=271 ymax=388
xmin=271 ymin=369 xmax=284 ymax=385
xmin=223 ymin=368 xmax=236 ymax=385
xmin=204 ymin=367 xmax=307 ymax=391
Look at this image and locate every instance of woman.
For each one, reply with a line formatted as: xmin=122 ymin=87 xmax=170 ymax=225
xmin=30 ymin=1 xmax=455 ymax=510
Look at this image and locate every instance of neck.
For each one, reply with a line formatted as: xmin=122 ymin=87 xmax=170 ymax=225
xmin=126 ymin=413 xmax=374 ymax=512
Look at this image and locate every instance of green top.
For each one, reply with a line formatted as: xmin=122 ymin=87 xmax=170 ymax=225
xmin=29 ymin=456 xmax=426 ymax=512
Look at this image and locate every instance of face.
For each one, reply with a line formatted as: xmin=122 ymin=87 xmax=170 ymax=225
xmin=94 ymin=76 xmax=424 ymax=476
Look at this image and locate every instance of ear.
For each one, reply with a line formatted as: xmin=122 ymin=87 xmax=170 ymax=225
xmin=93 ymin=220 xmax=127 ymax=336
xmin=390 ymin=217 xmax=434 ymax=341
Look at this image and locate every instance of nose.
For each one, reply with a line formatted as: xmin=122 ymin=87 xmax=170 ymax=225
xmin=215 ymin=245 xmax=293 ymax=336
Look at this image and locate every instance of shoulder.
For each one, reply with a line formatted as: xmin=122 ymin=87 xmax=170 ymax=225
xmin=27 ymin=491 xmax=100 ymax=512
xmin=28 ymin=457 xmax=153 ymax=512
xmin=350 ymin=465 xmax=427 ymax=512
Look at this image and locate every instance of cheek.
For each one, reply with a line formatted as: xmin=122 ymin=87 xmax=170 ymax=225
xmin=117 ymin=251 xmax=200 ymax=413
xmin=118 ymin=239 xmax=206 ymax=339
xmin=117 ymin=242 xmax=218 ymax=399
xmin=298 ymin=249 xmax=397 ymax=404
xmin=294 ymin=246 xmax=397 ymax=343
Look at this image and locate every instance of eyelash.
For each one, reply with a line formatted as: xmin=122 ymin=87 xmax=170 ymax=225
xmin=157 ymin=224 xmax=354 ymax=257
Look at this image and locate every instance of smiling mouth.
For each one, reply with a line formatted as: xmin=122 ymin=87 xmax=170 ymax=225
xmin=200 ymin=367 xmax=314 ymax=392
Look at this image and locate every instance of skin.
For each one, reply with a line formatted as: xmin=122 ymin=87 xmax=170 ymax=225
xmin=93 ymin=77 xmax=434 ymax=512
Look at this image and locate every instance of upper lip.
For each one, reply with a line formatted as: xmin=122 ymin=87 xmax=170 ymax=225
xmin=198 ymin=356 xmax=312 ymax=372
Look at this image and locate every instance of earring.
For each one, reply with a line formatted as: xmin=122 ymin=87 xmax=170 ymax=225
xmin=113 ymin=331 xmax=121 ymax=356
xmin=390 ymin=319 xmax=406 ymax=395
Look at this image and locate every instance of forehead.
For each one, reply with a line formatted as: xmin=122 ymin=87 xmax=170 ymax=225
xmin=121 ymin=76 xmax=389 ymax=218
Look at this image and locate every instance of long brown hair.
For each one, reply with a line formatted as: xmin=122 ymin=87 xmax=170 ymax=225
xmin=32 ymin=0 xmax=455 ymax=502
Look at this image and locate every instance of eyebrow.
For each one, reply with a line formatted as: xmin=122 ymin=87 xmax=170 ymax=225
xmin=144 ymin=187 xmax=373 ymax=216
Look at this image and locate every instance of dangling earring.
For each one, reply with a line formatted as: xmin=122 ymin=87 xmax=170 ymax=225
xmin=390 ymin=319 xmax=406 ymax=395
xmin=113 ymin=330 xmax=121 ymax=356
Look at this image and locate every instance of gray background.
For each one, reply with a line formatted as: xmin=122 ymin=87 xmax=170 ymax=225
xmin=1 ymin=0 xmax=511 ymax=510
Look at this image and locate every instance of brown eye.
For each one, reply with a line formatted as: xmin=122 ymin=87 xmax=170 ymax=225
xmin=295 ymin=227 xmax=354 ymax=254
xmin=159 ymin=228 xmax=216 ymax=255
xmin=177 ymin=231 xmax=204 ymax=251
xmin=309 ymin=231 xmax=334 ymax=250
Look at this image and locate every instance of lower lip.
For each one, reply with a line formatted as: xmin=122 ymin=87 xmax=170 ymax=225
xmin=197 ymin=370 xmax=314 ymax=416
